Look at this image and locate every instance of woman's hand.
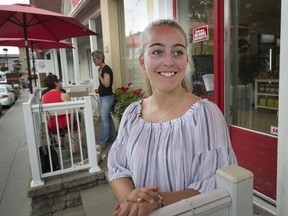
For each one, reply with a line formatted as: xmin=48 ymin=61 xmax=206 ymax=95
xmin=112 ymin=186 xmax=163 ymax=216
xmin=113 ymin=198 xmax=160 ymax=216
xmin=125 ymin=186 xmax=162 ymax=205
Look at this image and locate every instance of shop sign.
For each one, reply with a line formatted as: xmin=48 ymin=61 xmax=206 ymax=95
xmin=32 ymin=59 xmax=53 ymax=73
xmin=270 ymin=126 xmax=278 ymax=136
xmin=193 ymin=25 xmax=209 ymax=43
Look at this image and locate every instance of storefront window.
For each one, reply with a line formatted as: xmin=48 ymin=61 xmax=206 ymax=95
xmin=229 ymin=0 xmax=281 ymax=134
xmin=177 ymin=0 xmax=215 ymax=101
xmin=122 ymin=0 xmax=149 ymax=89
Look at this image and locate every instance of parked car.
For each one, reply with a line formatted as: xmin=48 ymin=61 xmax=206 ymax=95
xmin=0 ymin=86 xmax=16 ymax=107
xmin=0 ymin=84 xmax=19 ymax=101
xmin=0 ymin=103 xmax=2 ymax=116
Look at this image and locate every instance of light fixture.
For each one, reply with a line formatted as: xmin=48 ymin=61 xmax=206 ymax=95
xmin=3 ymin=48 xmax=8 ymax=70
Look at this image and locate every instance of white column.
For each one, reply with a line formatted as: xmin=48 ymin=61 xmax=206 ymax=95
xmin=72 ymin=38 xmax=80 ymax=85
xmin=52 ymin=49 xmax=59 ymax=77
xmin=22 ymin=102 xmax=45 ymax=187
xmin=153 ymin=0 xmax=174 ymax=19
xmin=60 ymin=49 xmax=69 ymax=85
xmin=277 ymin=0 xmax=288 ymax=214
xmin=216 ymin=165 xmax=253 ymax=216
xmin=89 ymin=19 xmax=99 ymax=90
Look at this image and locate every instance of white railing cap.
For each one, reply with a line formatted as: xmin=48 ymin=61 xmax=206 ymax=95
xmin=216 ymin=165 xmax=253 ymax=183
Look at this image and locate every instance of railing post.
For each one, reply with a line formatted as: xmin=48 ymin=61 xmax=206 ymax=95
xmin=216 ymin=165 xmax=254 ymax=216
xmin=22 ymin=102 xmax=44 ymax=187
xmin=84 ymin=96 xmax=101 ymax=173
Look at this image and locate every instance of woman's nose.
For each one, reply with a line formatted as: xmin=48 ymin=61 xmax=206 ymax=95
xmin=162 ymin=53 xmax=174 ymax=66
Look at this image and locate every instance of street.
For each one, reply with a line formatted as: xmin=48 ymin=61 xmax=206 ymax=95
xmin=0 ymin=106 xmax=10 ymax=117
xmin=0 ymin=89 xmax=32 ymax=216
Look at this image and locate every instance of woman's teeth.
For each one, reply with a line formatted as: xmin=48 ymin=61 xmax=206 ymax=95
xmin=160 ymin=72 xmax=175 ymax=77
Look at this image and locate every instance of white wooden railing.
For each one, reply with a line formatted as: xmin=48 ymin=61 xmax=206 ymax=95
xmin=150 ymin=165 xmax=254 ymax=216
xmin=23 ymin=88 xmax=101 ymax=187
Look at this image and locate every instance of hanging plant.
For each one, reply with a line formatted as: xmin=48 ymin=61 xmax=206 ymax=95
xmin=112 ymin=83 xmax=144 ymax=121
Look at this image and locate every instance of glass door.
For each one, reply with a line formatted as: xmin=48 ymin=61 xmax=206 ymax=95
xmin=177 ymin=0 xmax=215 ymax=101
xmin=226 ymin=0 xmax=281 ymax=203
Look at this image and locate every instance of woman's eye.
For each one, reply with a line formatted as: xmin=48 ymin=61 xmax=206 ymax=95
xmin=172 ymin=50 xmax=184 ymax=57
xmin=151 ymin=50 xmax=163 ymax=56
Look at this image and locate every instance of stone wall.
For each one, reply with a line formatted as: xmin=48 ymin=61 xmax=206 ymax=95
xmin=27 ymin=170 xmax=106 ymax=216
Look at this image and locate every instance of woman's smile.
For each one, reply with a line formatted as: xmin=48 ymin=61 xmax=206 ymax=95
xmin=158 ymin=71 xmax=177 ymax=77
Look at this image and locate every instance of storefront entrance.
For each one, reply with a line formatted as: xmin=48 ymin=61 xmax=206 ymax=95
xmin=121 ymin=0 xmax=280 ymax=203
xmin=226 ymin=0 xmax=281 ymax=203
xmin=177 ymin=0 xmax=280 ymax=203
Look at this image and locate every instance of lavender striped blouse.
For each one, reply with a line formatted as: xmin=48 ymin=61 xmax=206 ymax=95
xmin=108 ymin=99 xmax=237 ymax=193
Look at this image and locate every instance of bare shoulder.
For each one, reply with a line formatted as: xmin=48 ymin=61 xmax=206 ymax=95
xmin=61 ymin=92 xmax=71 ymax=102
xmin=184 ymin=93 xmax=201 ymax=107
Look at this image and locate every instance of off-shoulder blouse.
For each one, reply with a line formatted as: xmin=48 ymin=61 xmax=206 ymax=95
xmin=108 ymin=99 xmax=237 ymax=193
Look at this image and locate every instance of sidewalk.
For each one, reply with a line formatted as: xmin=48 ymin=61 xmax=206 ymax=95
xmin=0 ymin=89 xmax=32 ymax=216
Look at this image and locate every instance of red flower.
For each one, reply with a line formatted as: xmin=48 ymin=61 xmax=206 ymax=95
xmin=133 ymin=88 xmax=143 ymax=96
xmin=120 ymin=87 xmax=129 ymax=93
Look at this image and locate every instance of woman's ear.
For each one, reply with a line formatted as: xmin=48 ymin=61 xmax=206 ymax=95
xmin=139 ymin=55 xmax=145 ymax=70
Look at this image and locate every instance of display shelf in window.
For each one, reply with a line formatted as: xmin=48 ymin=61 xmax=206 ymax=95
xmin=254 ymin=78 xmax=279 ymax=110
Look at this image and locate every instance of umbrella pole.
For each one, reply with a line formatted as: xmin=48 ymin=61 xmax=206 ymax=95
xmin=31 ymin=41 xmax=37 ymax=87
xmin=25 ymin=43 xmax=32 ymax=94
xmin=23 ymin=14 xmax=32 ymax=94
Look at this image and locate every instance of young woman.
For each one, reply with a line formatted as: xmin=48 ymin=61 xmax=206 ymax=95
xmin=108 ymin=19 xmax=237 ymax=216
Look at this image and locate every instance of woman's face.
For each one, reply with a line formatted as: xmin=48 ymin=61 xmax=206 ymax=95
xmin=139 ymin=25 xmax=188 ymax=94
xmin=92 ymin=56 xmax=100 ymax=66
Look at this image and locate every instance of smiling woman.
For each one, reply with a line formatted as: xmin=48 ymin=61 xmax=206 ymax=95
xmin=107 ymin=19 xmax=237 ymax=216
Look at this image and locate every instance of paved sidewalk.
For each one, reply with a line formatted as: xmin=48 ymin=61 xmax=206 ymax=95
xmin=0 ymin=90 xmax=32 ymax=216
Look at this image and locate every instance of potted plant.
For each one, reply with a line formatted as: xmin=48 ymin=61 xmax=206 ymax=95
xmin=112 ymin=83 xmax=144 ymax=122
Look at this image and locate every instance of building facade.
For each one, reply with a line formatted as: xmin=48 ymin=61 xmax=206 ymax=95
xmin=30 ymin=0 xmax=287 ymax=214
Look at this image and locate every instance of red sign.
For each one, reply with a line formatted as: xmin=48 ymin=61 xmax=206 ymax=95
xmin=193 ymin=25 xmax=209 ymax=43
xmin=270 ymin=126 xmax=278 ymax=135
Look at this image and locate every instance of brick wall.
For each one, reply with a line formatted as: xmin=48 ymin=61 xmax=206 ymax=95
xmin=28 ymin=170 xmax=106 ymax=216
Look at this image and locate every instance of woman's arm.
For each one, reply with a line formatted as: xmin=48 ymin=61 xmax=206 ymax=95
xmin=61 ymin=92 xmax=71 ymax=102
xmin=110 ymin=178 xmax=163 ymax=205
xmin=158 ymin=189 xmax=200 ymax=206
xmin=110 ymin=177 xmax=135 ymax=204
xmin=98 ymin=71 xmax=111 ymax=87
xmin=111 ymin=185 xmax=201 ymax=216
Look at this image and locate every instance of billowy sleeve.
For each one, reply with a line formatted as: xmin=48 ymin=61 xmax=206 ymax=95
xmin=187 ymin=101 xmax=237 ymax=193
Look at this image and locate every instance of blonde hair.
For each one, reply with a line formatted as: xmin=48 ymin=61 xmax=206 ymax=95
xmin=139 ymin=19 xmax=191 ymax=96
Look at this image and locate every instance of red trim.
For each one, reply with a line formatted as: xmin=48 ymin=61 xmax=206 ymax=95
xmin=173 ymin=0 xmax=177 ymax=20
xmin=230 ymin=126 xmax=277 ymax=201
xmin=213 ymin=0 xmax=224 ymax=112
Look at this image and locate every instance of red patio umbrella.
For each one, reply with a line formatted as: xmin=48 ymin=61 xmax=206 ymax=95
xmin=0 ymin=3 xmax=98 ymax=93
xmin=0 ymin=38 xmax=74 ymax=87
xmin=0 ymin=38 xmax=73 ymax=49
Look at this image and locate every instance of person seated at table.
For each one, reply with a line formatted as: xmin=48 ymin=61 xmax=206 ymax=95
xmin=41 ymin=73 xmax=66 ymax=100
xmin=42 ymin=74 xmax=78 ymax=152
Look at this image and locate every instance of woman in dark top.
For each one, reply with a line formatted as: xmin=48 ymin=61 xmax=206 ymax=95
xmin=91 ymin=50 xmax=117 ymax=153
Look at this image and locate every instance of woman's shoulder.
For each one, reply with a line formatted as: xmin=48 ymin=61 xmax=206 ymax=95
xmin=124 ymin=100 xmax=142 ymax=115
xmin=103 ymin=64 xmax=112 ymax=72
xmin=194 ymin=98 xmax=221 ymax=111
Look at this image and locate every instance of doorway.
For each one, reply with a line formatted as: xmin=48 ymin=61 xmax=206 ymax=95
xmin=226 ymin=0 xmax=280 ymax=203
